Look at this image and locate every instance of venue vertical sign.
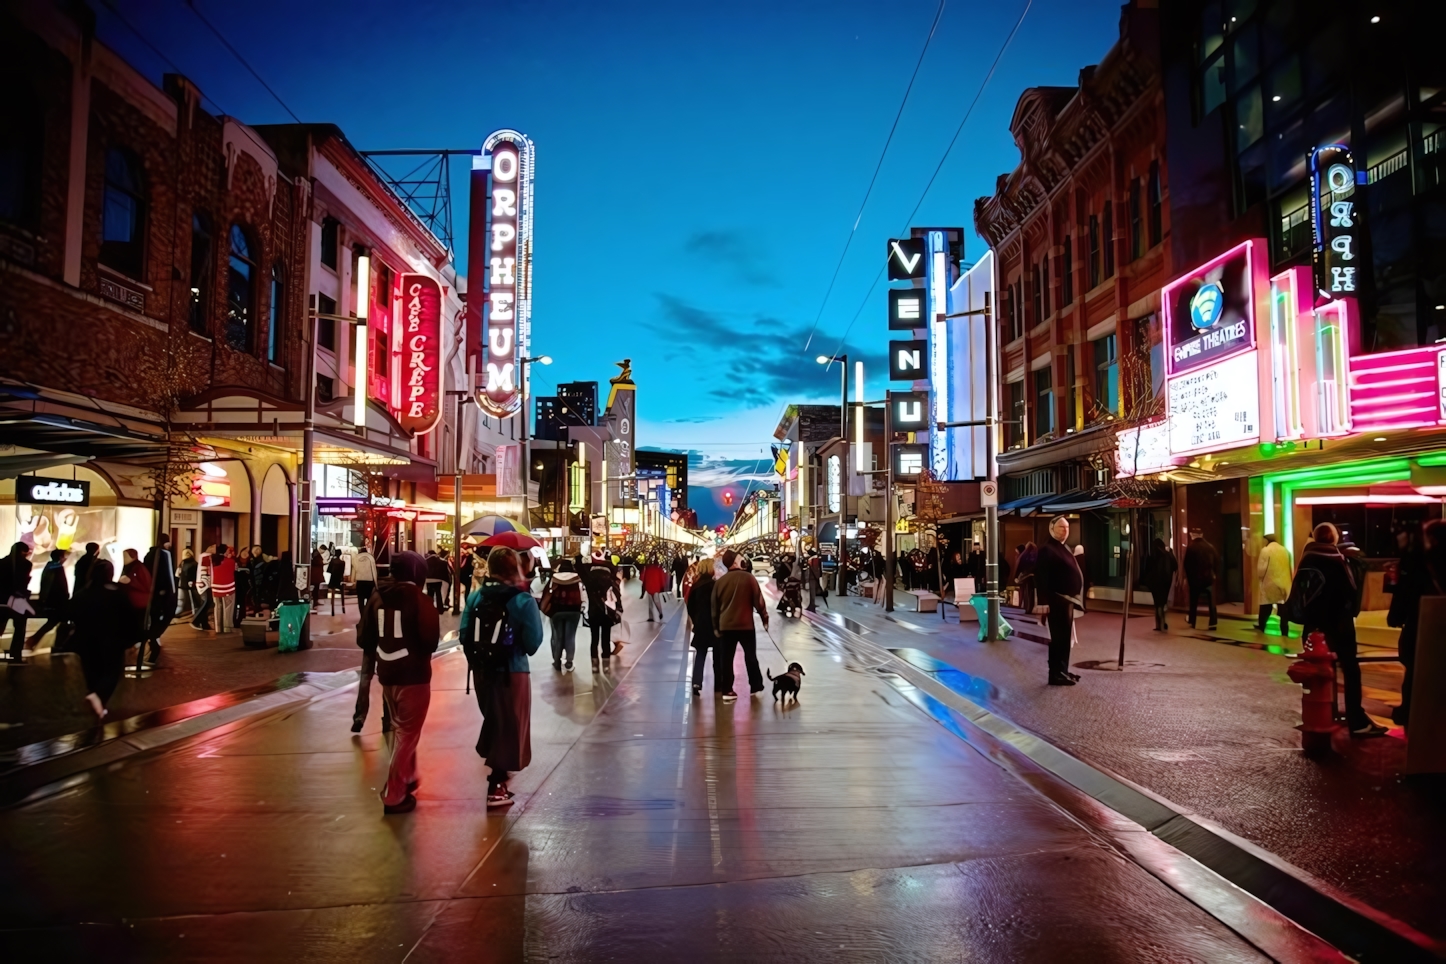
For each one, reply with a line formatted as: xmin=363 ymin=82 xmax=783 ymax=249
xmin=397 ymin=274 xmax=441 ymax=434
xmin=1310 ymin=144 xmax=1362 ymax=301
xmin=476 ymin=130 xmax=535 ymax=418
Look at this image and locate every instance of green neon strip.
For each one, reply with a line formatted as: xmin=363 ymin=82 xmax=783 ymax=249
xmin=1278 ymin=466 xmax=1413 ymax=553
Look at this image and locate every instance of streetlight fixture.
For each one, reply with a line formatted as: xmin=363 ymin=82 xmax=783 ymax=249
xmin=816 ymin=352 xmax=848 ymax=589
xmin=518 ymin=354 xmax=552 ymax=528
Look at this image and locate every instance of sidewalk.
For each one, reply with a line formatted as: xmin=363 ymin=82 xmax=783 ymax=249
xmin=818 ymin=591 xmax=1445 ymax=945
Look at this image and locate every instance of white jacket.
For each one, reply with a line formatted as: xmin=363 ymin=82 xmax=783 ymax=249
xmin=1256 ymin=541 xmax=1292 ymax=605
xmin=352 ymin=551 xmax=378 ymax=583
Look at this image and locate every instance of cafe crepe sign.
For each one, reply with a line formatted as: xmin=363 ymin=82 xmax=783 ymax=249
xmin=397 ymin=273 xmax=441 ymax=435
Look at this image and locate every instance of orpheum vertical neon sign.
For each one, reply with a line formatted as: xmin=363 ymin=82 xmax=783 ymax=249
xmin=477 ymin=130 xmax=535 ymax=418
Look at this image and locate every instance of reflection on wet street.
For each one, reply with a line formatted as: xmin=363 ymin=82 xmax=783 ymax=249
xmin=1 ymin=596 xmax=1272 ymax=962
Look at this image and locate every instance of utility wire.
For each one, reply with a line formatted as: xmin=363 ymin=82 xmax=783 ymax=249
xmin=97 ymin=0 xmax=229 ymax=116
xmin=183 ymin=0 xmax=303 ymax=122
xmin=826 ymin=0 xmax=1033 ymax=361
xmin=802 ymin=0 xmax=947 ymax=356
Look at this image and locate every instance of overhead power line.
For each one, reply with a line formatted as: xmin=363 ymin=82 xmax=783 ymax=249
xmin=826 ymin=0 xmax=1033 ymax=360
xmin=97 ymin=0 xmax=228 ymax=115
xmin=183 ymin=0 xmax=302 ymax=123
xmin=801 ymin=0 xmax=947 ymax=356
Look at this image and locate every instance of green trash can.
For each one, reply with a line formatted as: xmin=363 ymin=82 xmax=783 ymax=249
xmin=969 ymin=594 xmax=1013 ymax=642
xmin=276 ymin=601 xmax=311 ymax=653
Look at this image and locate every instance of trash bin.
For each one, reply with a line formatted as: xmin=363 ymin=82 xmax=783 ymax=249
xmin=276 ymin=601 xmax=311 ymax=653
xmin=968 ymin=594 xmax=1013 ymax=642
xmin=240 ymin=616 xmax=275 ymax=649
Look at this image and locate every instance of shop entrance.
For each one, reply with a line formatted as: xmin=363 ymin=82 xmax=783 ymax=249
xmin=1185 ymin=479 xmax=1244 ymax=605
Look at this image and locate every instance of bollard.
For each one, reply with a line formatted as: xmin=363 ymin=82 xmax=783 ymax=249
xmin=1286 ymin=630 xmax=1338 ymax=756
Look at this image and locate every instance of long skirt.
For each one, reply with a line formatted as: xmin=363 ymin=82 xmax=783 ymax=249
xmin=474 ymin=670 xmax=532 ymax=774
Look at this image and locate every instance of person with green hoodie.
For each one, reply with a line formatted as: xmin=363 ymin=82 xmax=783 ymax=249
xmin=460 ymin=547 xmax=543 ymax=807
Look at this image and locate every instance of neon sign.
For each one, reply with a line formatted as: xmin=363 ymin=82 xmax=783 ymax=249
xmin=397 ymin=274 xmax=441 ymax=434
xmin=191 ymin=462 xmax=231 ymax=508
xmin=1163 ymin=240 xmax=1259 ymax=376
xmin=477 ymin=130 xmax=535 ymax=418
xmin=1310 ymin=144 xmax=1361 ymax=300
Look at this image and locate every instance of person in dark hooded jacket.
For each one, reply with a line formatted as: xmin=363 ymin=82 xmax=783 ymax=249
xmin=26 ymin=549 xmax=71 ymax=651
xmin=360 ymin=550 xmax=439 ymax=814
xmin=1291 ymin=523 xmax=1385 ymax=737
xmin=685 ymin=559 xmax=717 ymax=695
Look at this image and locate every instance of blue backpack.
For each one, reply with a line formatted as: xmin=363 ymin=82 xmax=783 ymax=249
xmin=465 ymin=583 xmax=522 ymax=680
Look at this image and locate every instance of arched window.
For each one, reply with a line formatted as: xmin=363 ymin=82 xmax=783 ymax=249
xmin=267 ymin=262 xmax=284 ymax=363
xmin=189 ymin=212 xmax=213 ymax=334
xmin=0 ymin=80 xmax=43 ymax=230
xmin=225 ymin=224 xmax=256 ymax=352
xmin=100 ymin=147 xmax=145 ymax=278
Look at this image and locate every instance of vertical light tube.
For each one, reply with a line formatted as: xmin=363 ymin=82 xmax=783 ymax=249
xmin=855 ymin=360 xmax=865 ymax=471
xmin=354 ymin=254 xmax=370 ymax=430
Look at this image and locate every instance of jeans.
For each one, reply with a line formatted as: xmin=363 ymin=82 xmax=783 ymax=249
xmin=550 ymin=612 xmax=580 ymax=663
xmin=645 ymin=592 xmax=664 ymax=620
xmin=1304 ymin=619 xmax=1369 ymax=729
xmin=426 ymin=580 xmax=444 ymax=611
xmin=381 ymin=682 xmax=430 ymax=806
xmin=192 ymin=590 xmax=214 ymax=628
xmin=1257 ymin=603 xmax=1290 ymax=637
xmin=691 ymin=642 xmax=712 ymax=689
xmin=1187 ymin=583 xmax=1217 ymax=627
xmin=714 ymin=629 xmax=764 ymax=694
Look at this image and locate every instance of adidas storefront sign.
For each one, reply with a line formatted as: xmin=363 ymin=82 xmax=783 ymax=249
xmin=16 ymin=476 xmax=90 ymax=506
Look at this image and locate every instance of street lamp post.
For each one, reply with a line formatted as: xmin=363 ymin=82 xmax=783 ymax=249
xmin=517 ymin=354 xmax=552 ymax=529
xmin=445 ymin=388 xmax=473 ymax=614
xmin=816 ymin=353 xmax=847 ymax=591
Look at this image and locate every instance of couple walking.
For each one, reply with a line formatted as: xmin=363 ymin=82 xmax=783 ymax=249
xmin=359 ymin=547 xmax=543 ymax=815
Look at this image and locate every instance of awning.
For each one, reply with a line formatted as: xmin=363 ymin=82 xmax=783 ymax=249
xmin=1041 ymin=492 xmax=1114 ymax=513
xmin=997 ymin=493 xmax=1056 ymax=516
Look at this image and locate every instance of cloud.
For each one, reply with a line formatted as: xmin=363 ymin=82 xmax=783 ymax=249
xmin=649 ymin=294 xmax=887 ymax=414
xmin=684 ymin=229 xmax=779 ymax=287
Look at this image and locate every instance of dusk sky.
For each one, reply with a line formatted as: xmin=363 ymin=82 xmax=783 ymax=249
xmin=97 ymin=0 xmax=1122 ymax=523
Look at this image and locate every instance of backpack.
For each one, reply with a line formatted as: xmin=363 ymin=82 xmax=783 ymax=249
xmin=465 ymin=584 xmax=522 ymax=680
xmin=1284 ymin=566 xmax=1327 ymax=626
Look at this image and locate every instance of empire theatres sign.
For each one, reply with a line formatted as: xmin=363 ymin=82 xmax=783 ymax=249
xmin=468 ymin=130 xmax=536 ymax=419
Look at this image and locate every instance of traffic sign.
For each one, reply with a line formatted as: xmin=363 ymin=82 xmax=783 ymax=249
xmin=980 ymin=480 xmax=998 ymax=507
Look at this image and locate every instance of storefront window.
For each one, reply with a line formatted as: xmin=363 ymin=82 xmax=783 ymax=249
xmin=1093 ymin=334 xmax=1119 ymax=416
xmin=189 ymin=212 xmax=212 ymax=334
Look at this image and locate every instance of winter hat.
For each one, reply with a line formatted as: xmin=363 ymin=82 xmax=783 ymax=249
xmin=390 ymin=550 xmax=426 ymax=585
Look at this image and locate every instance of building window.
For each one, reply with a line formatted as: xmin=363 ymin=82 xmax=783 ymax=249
xmin=1012 ymin=279 xmax=1025 ymax=339
xmin=317 ymin=293 xmax=336 ymax=351
xmin=1061 ymin=236 xmax=1074 ymax=306
xmin=1129 ymin=179 xmax=1143 ymax=261
xmin=0 ymin=87 xmax=42 ymax=230
xmin=1007 ymin=380 xmax=1026 ymax=448
xmin=320 ymin=217 xmax=339 ymax=270
xmin=1093 ymin=333 xmax=1119 ymax=417
xmin=1102 ymin=200 xmax=1115 ymax=279
xmin=188 ymin=212 xmax=212 ymax=334
xmin=1065 ymin=349 xmax=1077 ymax=431
xmin=1135 ymin=315 xmax=1163 ymax=398
xmin=1088 ymin=214 xmax=1101 ymax=289
xmin=1033 ymin=366 xmax=1054 ymax=440
xmin=1147 ymin=161 xmax=1163 ymax=246
xmin=268 ymin=263 xmax=284 ymax=363
xmin=226 ymin=225 xmax=256 ymax=352
xmin=100 ymin=147 xmax=145 ymax=278
xmin=316 ymin=373 xmax=334 ymax=403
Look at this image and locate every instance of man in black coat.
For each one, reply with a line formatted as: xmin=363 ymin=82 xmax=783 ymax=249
xmin=1034 ymin=516 xmax=1084 ymax=686
xmin=1183 ymin=532 xmax=1219 ymax=630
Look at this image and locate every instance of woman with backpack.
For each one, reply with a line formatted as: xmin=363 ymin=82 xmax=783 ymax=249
xmin=685 ymin=558 xmax=717 ymax=695
xmin=460 ymin=547 xmax=544 ymax=807
xmin=542 ymin=559 xmax=583 ymax=671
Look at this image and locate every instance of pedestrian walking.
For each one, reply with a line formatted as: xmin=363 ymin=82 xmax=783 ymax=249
xmin=141 ymin=538 xmax=176 ymax=663
xmin=353 ymin=545 xmax=378 ymax=609
xmin=584 ymin=551 xmax=621 ymax=660
xmin=326 ymin=549 xmax=346 ymax=611
xmin=210 ymin=545 xmax=236 ymax=634
xmin=424 ymin=550 xmax=451 ymax=611
xmin=73 ymin=542 xmax=100 ymax=597
xmin=640 ymin=556 xmax=668 ymax=621
xmin=234 ymin=546 xmax=253 ymax=623
xmin=1143 ymin=538 xmax=1178 ymax=631
xmin=1016 ymin=542 xmax=1038 ymax=614
xmin=711 ymin=549 xmax=768 ymax=701
xmin=541 ymin=559 xmax=583 ymax=671
xmin=1386 ymin=525 xmax=1434 ymax=725
xmin=308 ymin=549 xmax=325 ymax=605
xmin=686 ymin=558 xmax=717 ymax=695
xmin=1034 ymin=516 xmax=1084 ymax=686
xmin=1255 ymin=533 xmax=1292 ymax=636
xmin=191 ymin=545 xmax=216 ymax=629
xmin=26 ymin=549 xmax=71 ymax=652
xmin=1287 ymin=523 xmax=1385 ymax=737
xmin=179 ymin=548 xmax=200 ymax=617
xmin=360 ymin=551 xmax=439 ymax=815
xmin=805 ymin=553 xmax=824 ymax=612
xmin=1184 ymin=531 xmax=1219 ymax=630
xmin=672 ymin=553 xmax=689 ymax=595
xmin=1 ymin=542 xmax=35 ymax=661
xmin=69 ymin=560 xmax=132 ymax=718
xmin=460 ymin=547 xmax=544 ymax=807
xmin=118 ymin=548 xmax=152 ymax=657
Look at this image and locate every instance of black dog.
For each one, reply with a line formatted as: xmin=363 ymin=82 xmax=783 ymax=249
xmin=767 ymin=662 xmax=805 ymax=702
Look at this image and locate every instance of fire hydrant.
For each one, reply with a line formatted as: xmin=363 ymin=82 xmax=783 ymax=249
xmin=1287 ymin=631 xmax=1337 ymax=755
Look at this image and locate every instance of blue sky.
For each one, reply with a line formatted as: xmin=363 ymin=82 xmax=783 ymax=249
xmin=97 ymin=0 xmax=1122 ymax=523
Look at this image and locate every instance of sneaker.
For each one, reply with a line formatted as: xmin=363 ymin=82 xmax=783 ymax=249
xmin=1351 ymin=722 xmax=1388 ymax=738
xmin=1066 ymin=671 xmax=1081 ymax=681
xmin=383 ymin=793 xmax=417 ymax=815
xmin=486 ymin=789 xmax=515 ymax=807
xmin=721 ymin=691 xmax=738 ymax=702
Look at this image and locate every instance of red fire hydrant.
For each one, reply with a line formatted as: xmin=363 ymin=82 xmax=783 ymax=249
xmin=1287 ymin=631 xmax=1337 ymax=755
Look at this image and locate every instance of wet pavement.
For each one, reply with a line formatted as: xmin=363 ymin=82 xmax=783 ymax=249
xmin=0 ymin=587 xmax=1298 ymax=962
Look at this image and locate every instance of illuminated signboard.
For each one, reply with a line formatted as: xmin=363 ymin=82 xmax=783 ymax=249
xmin=1310 ymin=144 xmax=1362 ymax=300
xmin=476 ymin=130 xmax=535 ymax=419
xmin=1349 ymin=345 xmax=1445 ymax=433
xmin=889 ymin=390 xmax=929 ymax=430
xmin=888 ymin=288 xmax=924 ymax=330
xmin=397 ymin=273 xmax=442 ymax=434
xmin=1114 ymin=419 xmax=1172 ymax=478
xmin=15 ymin=476 xmax=90 ymax=506
xmin=892 ymin=443 xmax=927 ymax=477
xmin=826 ymin=454 xmax=841 ymax=512
xmin=1166 ymin=350 xmax=1261 ymax=456
xmin=1163 ymin=240 xmax=1258 ymax=376
xmin=191 ymin=462 xmax=231 ymax=508
xmin=316 ymin=496 xmax=365 ymax=517
xmin=886 ymin=238 xmax=926 ymax=280
xmin=889 ymin=340 xmax=927 ymax=381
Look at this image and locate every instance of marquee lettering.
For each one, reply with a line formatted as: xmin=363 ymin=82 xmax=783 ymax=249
xmin=396 ymin=273 xmax=442 ymax=435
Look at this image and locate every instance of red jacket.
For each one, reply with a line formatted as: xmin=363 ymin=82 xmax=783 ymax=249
xmin=121 ymin=560 xmax=152 ymax=611
xmin=641 ymin=563 xmax=668 ymax=594
xmin=211 ymin=556 xmax=237 ymax=596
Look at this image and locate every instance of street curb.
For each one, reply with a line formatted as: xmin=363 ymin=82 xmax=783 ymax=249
xmin=0 ymin=638 xmax=463 ymax=810
xmin=801 ymin=610 xmax=1445 ymax=963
